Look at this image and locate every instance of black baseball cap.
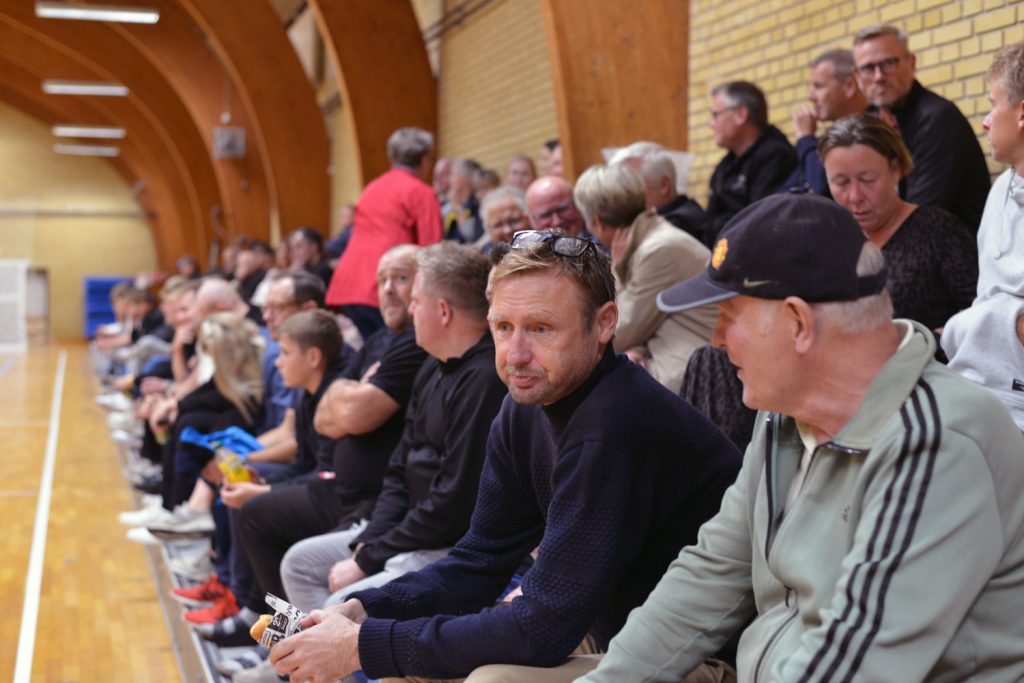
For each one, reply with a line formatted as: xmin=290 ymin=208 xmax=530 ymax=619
xmin=657 ymin=192 xmax=887 ymax=313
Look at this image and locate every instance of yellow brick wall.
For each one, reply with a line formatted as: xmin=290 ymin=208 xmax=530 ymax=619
xmin=0 ymin=101 xmax=157 ymax=339
xmin=687 ymin=0 xmax=1024 ymax=204
xmin=435 ymin=0 xmax=559 ymax=173
xmin=326 ymin=0 xmax=558 ymax=221
xmin=327 ymin=102 xmax=363 ymax=231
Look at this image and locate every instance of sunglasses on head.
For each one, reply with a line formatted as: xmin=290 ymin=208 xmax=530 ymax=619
xmin=510 ymin=230 xmax=595 ymax=257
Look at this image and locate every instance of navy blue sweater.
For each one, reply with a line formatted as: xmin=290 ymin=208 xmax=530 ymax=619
xmin=352 ymin=349 xmax=743 ymax=679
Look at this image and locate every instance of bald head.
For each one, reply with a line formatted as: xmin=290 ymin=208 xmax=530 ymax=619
xmin=525 ymin=175 xmax=584 ymax=236
xmin=196 ymin=278 xmax=245 ymax=319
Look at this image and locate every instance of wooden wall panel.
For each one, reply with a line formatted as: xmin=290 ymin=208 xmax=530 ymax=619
xmin=309 ymin=0 xmax=437 ymax=185
xmin=178 ymin=0 xmax=331 ymax=238
xmin=110 ymin=0 xmax=272 ymax=242
xmin=538 ymin=0 xmax=690 ymax=180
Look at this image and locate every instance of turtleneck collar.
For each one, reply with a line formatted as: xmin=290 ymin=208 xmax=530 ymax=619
xmin=541 ymin=345 xmax=617 ymax=431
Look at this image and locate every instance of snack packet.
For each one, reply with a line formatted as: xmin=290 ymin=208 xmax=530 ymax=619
xmin=256 ymin=593 xmax=306 ymax=648
xmin=216 ymin=447 xmax=252 ymax=483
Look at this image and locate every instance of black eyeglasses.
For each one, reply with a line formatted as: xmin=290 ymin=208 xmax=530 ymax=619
xmin=856 ymin=56 xmax=902 ymax=79
xmin=511 ymin=230 xmax=595 ymax=257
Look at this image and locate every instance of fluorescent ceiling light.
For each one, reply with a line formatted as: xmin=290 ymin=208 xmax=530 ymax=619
xmin=52 ymin=124 xmax=126 ymax=139
xmin=42 ymin=80 xmax=129 ymax=96
xmin=54 ymin=143 xmax=120 ymax=157
xmin=35 ymin=2 xmax=159 ymax=24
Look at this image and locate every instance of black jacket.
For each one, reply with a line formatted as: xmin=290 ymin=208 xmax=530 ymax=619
xmin=354 ymin=333 xmax=507 ymax=575
xmin=875 ymin=80 xmax=990 ymax=232
xmin=657 ymin=194 xmax=709 ymax=244
xmin=706 ymin=124 xmax=797 ymax=245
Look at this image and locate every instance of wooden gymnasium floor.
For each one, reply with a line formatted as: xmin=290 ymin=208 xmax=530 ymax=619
xmin=0 ymin=343 xmax=181 ymax=682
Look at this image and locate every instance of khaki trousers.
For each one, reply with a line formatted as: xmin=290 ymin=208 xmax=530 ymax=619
xmin=381 ymin=656 xmax=737 ymax=683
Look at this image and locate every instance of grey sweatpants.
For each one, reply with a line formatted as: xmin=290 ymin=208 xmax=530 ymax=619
xmin=279 ymin=520 xmax=450 ymax=613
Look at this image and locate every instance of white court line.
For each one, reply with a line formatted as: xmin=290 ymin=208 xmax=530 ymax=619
xmin=13 ymin=350 xmax=67 ymax=683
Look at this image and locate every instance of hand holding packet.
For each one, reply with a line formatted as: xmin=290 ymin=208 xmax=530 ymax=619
xmin=252 ymin=593 xmax=306 ymax=648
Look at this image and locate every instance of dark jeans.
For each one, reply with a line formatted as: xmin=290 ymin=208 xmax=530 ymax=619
xmin=237 ymin=482 xmax=349 ymax=611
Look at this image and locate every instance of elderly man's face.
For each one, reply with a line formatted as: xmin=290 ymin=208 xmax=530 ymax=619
xmin=854 ymin=35 xmax=915 ymax=109
xmin=485 ymin=198 xmax=528 ymax=245
xmin=376 ymin=254 xmax=415 ymax=332
xmin=488 ymin=269 xmax=615 ymax=405
xmin=808 ymin=61 xmax=852 ymax=121
xmin=262 ymin=279 xmax=300 ymax=340
xmin=709 ymin=92 xmax=743 ymax=150
xmin=711 ymin=296 xmax=796 ymax=412
xmin=527 ymin=182 xmax=583 ymax=235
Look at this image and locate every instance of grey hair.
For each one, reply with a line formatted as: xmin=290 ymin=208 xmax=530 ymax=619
xmin=387 ymin=127 xmax=434 ymax=167
xmin=479 ymin=186 xmax=527 ymax=228
xmin=452 ymin=158 xmax=483 ymax=179
xmin=609 ymin=141 xmax=677 ymax=192
xmin=573 ymin=164 xmax=647 ymax=229
xmin=811 ymin=242 xmax=893 ymax=334
xmin=811 ymin=49 xmax=857 ymax=81
xmin=711 ymin=81 xmax=768 ymax=130
xmin=853 ymin=25 xmax=910 ymax=53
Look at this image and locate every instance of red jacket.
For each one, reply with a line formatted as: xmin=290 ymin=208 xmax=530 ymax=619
xmin=326 ymin=167 xmax=442 ymax=307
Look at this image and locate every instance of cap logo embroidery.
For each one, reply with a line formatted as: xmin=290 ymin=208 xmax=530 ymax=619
xmin=711 ymin=239 xmax=728 ymax=269
xmin=743 ymin=278 xmax=774 ymax=288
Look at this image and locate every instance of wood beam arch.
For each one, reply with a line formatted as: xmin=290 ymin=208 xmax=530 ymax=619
xmin=308 ymin=0 xmax=437 ymax=184
xmin=108 ymin=0 xmax=272 ymax=241
xmin=0 ymin=36 xmax=198 ymax=265
xmin=177 ymin=0 xmax=331 ymax=238
xmin=538 ymin=0 xmax=690 ymax=180
xmin=0 ymin=2 xmax=222 ymax=262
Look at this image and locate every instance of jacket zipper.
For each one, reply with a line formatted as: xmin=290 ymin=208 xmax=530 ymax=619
xmin=753 ymin=608 xmax=798 ymax=683
xmin=754 ymin=420 xmax=871 ymax=683
xmin=763 ymin=413 xmax=778 ymax=562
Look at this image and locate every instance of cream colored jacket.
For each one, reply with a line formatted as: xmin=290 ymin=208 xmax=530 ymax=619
xmin=613 ymin=209 xmax=717 ymax=392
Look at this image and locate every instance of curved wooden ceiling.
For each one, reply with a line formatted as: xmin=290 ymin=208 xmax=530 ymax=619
xmin=0 ymin=0 xmax=332 ymax=268
xmin=0 ymin=0 xmax=446 ymax=270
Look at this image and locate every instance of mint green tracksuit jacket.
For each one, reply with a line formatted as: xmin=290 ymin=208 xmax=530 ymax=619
xmin=579 ymin=321 xmax=1024 ymax=683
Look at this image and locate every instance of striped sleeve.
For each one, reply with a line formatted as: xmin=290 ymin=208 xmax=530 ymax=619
xmin=778 ymin=381 xmax=1003 ymax=683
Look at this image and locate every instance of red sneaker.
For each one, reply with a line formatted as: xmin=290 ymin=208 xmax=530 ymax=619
xmin=171 ymin=575 xmax=231 ymax=606
xmin=183 ymin=594 xmax=240 ymax=624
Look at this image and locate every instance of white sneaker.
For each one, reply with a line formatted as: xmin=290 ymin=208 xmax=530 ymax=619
xmin=147 ymin=505 xmax=215 ymax=535
xmin=167 ymin=553 xmax=215 ymax=581
xmin=112 ymin=429 xmax=142 ymax=446
xmin=107 ymin=411 xmax=137 ymax=431
xmin=96 ymin=393 xmax=132 ymax=411
xmin=126 ymin=527 xmax=161 ymax=545
xmin=140 ymin=493 xmax=162 ymax=507
xmin=119 ymin=502 xmax=174 ymax=527
xmin=123 ymin=459 xmax=160 ymax=478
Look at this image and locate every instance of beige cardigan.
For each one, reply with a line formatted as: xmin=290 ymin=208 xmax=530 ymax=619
xmin=612 ymin=209 xmax=718 ymax=393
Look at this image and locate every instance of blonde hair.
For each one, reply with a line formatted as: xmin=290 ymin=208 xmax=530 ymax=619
xmin=198 ymin=312 xmax=265 ymax=424
xmin=573 ymin=164 xmax=647 ymax=229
